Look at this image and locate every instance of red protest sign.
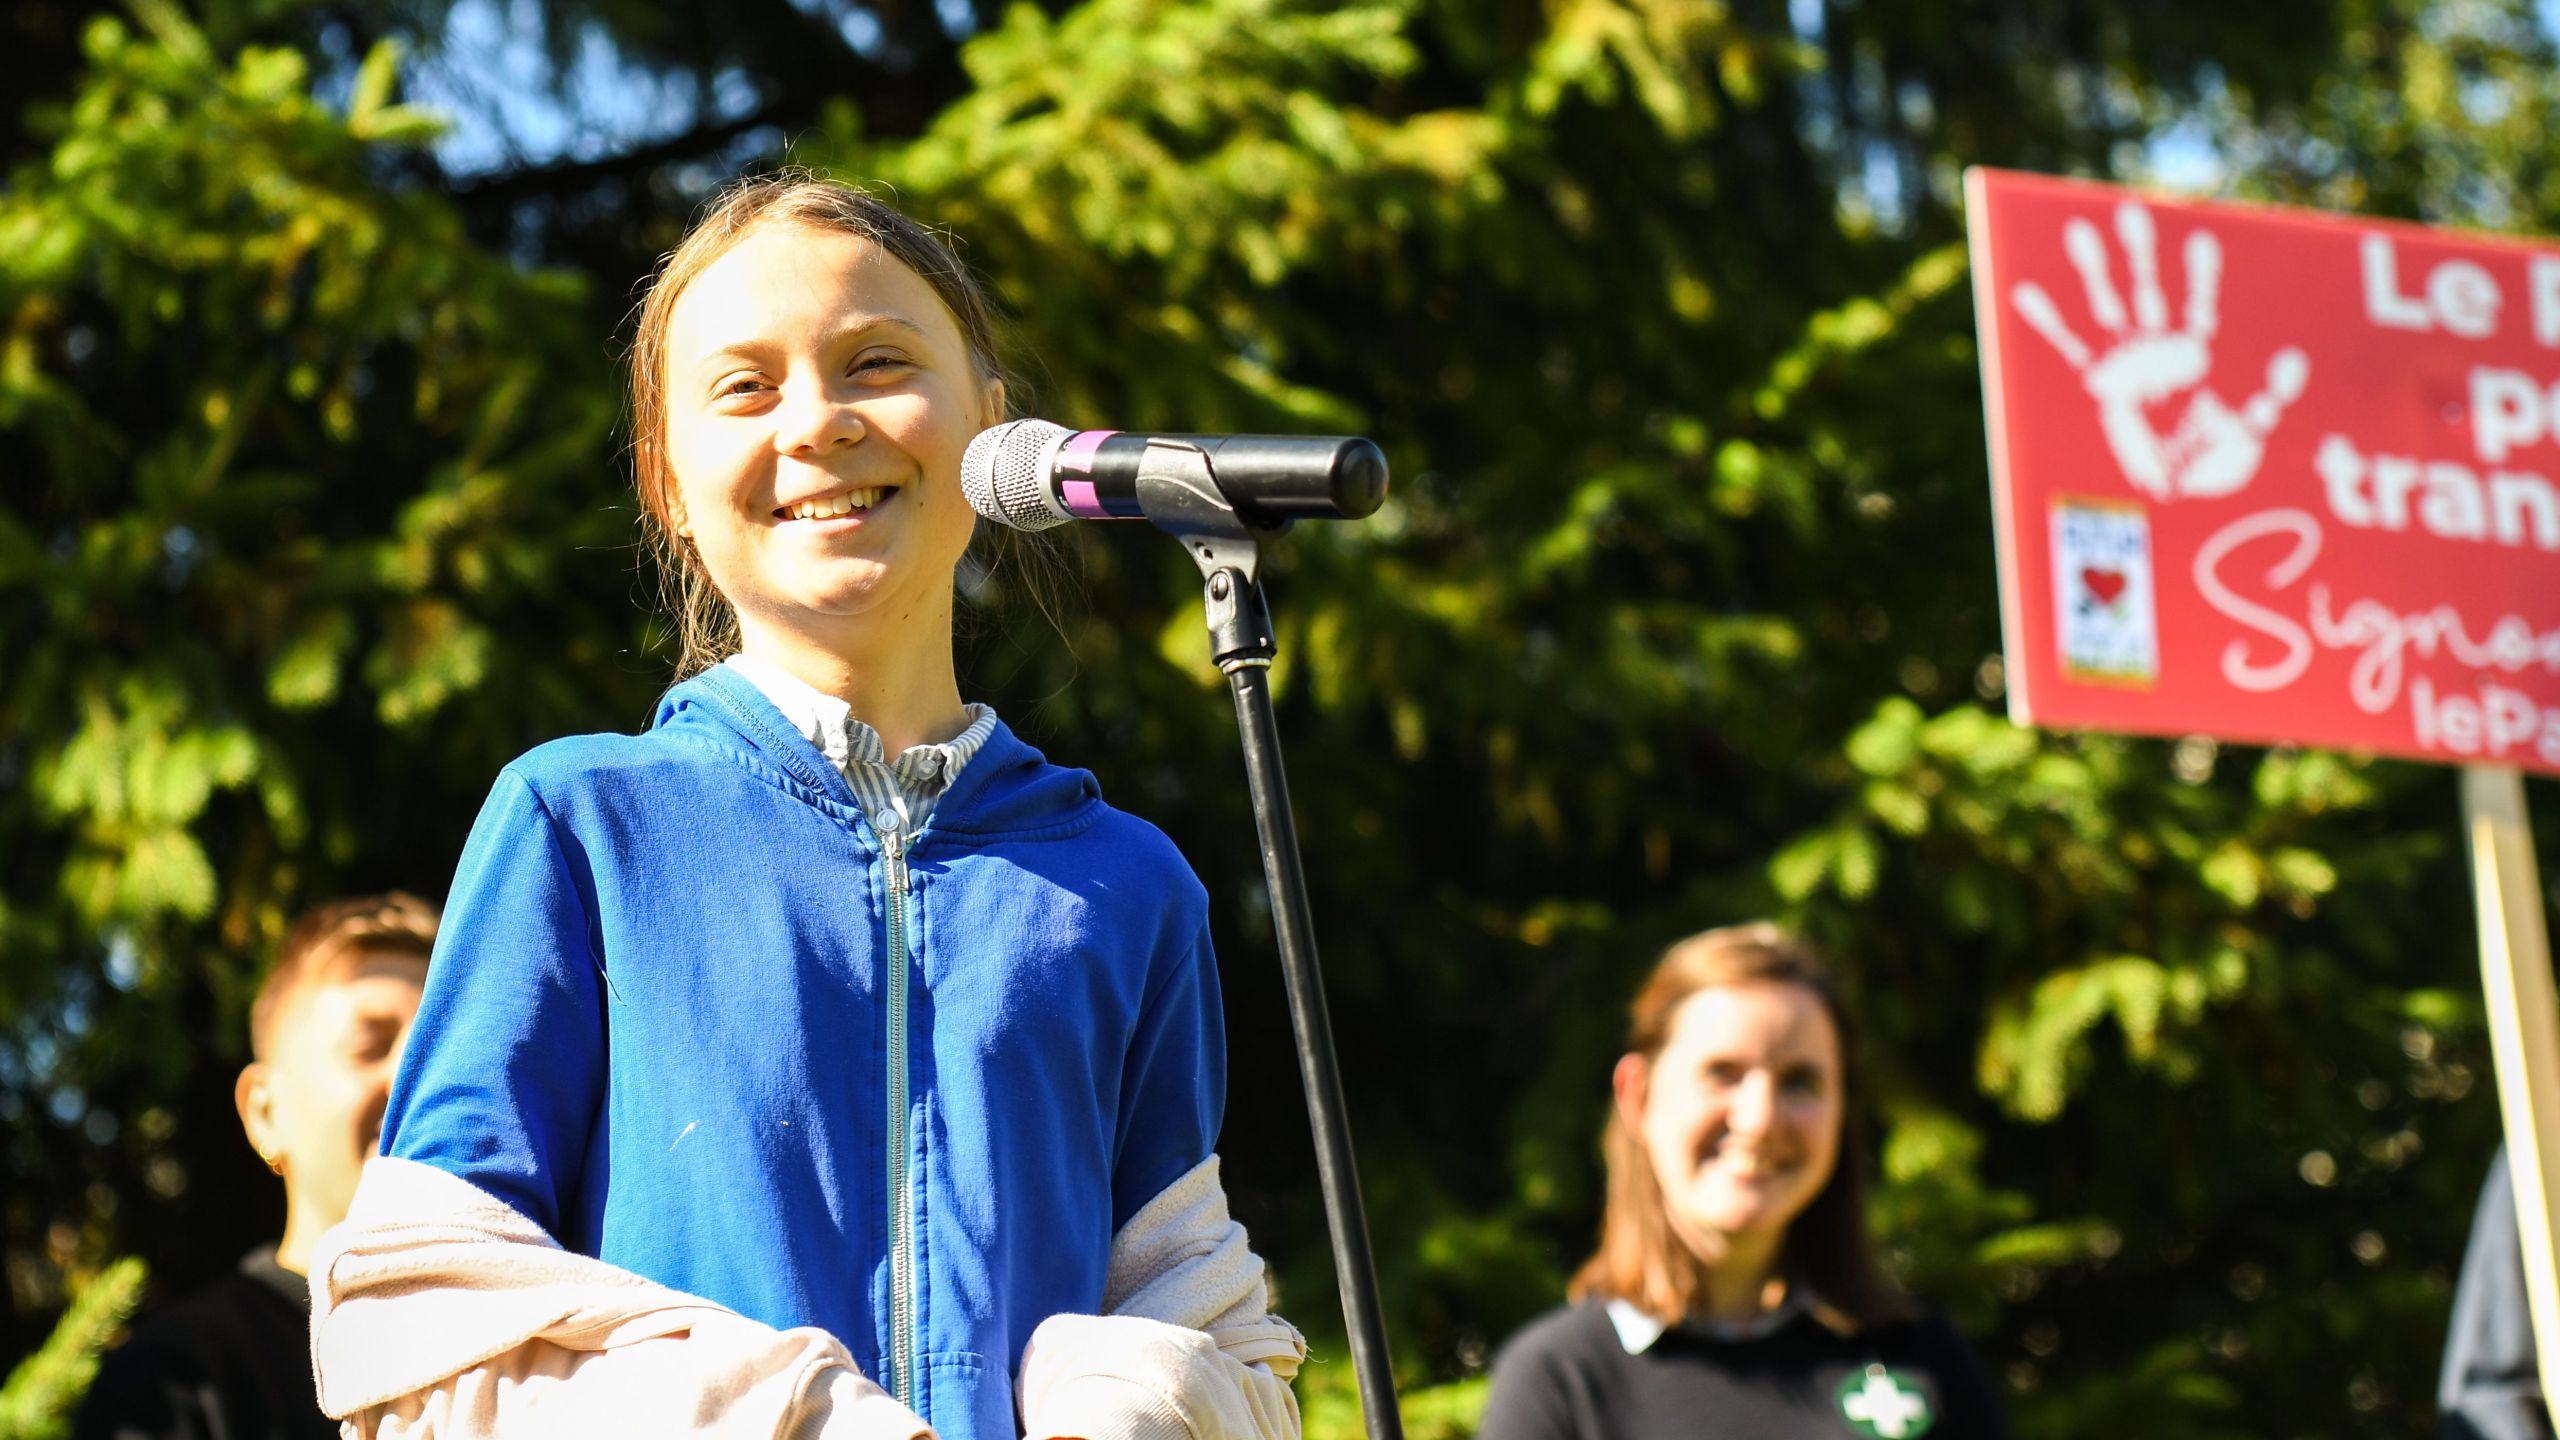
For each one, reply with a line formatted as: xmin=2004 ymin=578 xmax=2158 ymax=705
xmin=1968 ymin=167 xmax=2560 ymax=773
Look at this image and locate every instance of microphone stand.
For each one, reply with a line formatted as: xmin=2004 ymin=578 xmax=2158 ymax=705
xmin=1133 ymin=441 xmax=1405 ymax=1440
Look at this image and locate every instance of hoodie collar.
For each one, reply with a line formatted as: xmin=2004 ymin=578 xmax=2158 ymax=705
xmin=657 ymin=662 xmax=855 ymax=804
xmin=652 ymin=665 xmax=1102 ymax=844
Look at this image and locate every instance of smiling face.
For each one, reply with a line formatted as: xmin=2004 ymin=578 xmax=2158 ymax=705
xmin=659 ymin=224 xmax=999 ymax=655
xmin=1617 ymin=979 xmax=1844 ymax=1265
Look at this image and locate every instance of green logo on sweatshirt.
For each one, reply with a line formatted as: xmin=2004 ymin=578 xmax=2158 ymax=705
xmin=1836 ymin=1364 xmax=1934 ymax=1438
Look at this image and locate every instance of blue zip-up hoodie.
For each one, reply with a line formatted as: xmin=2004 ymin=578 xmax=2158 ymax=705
xmin=380 ymin=665 xmax=1225 ymax=1440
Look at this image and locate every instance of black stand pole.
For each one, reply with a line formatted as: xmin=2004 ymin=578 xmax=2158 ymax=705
xmin=1134 ymin=443 xmax=1405 ymax=1440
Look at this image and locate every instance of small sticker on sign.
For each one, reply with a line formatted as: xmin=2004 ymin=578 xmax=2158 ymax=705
xmin=2051 ymin=498 xmax=2158 ymax=685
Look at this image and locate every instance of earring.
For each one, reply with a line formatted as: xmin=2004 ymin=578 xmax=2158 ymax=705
xmin=260 ymin=1151 xmax=285 ymax=1175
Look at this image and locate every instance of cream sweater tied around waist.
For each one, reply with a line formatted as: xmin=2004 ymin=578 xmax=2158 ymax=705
xmin=310 ymin=1153 xmax=1305 ymax=1440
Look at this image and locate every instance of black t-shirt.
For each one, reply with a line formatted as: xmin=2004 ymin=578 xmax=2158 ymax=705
xmin=73 ymin=1247 xmax=338 ymax=1440
xmin=1479 ymin=1299 xmax=2011 ymax=1440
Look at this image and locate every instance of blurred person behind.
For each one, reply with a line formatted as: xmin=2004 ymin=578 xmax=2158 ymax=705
xmin=74 ymin=893 xmax=436 ymax=1440
xmin=2440 ymin=1145 xmax=2554 ymax=1440
xmin=1478 ymin=922 xmax=2008 ymax=1440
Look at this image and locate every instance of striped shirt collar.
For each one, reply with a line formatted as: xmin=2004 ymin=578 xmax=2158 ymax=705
xmin=720 ymin=652 xmax=996 ymax=827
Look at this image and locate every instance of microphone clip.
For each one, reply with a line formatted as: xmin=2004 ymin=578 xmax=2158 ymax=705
xmin=1134 ymin=439 xmax=1283 ymax=671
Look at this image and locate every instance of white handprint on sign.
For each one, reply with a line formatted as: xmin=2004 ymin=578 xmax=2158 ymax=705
xmin=2010 ymin=200 xmax=2309 ymax=500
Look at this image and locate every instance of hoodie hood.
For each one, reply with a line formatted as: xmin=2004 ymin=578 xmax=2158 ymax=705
xmin=650 ymin=663 xmax=1104 ymax=845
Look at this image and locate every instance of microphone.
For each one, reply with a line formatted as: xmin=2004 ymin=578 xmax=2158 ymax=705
xmin=961 ymin=419 xmax=1388 ymax=532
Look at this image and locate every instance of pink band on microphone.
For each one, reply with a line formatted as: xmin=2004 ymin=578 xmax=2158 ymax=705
xmin=1057 ymin=429 xmax=1116 ymax=472
xmin=1056 ymin=429 xmax=1118 ymax=518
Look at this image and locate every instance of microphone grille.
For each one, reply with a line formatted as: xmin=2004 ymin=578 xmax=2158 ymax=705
xmin=961 ymin=419 xmax=1073 ymax=531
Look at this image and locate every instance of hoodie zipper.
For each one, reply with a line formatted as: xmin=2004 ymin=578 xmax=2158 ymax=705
xmin=876 ymin=804 xmax=919 ymax=1412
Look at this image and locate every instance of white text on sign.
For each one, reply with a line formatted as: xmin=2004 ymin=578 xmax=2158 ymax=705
xmin=2360 ymin=233 xmax=2560 ymax=346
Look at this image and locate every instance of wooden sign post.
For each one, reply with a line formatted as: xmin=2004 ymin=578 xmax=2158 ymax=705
xmin=2465 ymin=765 xmax=2560 ymax=1395
xmin=1969 ymin=166 xmax=2560 ymax=1394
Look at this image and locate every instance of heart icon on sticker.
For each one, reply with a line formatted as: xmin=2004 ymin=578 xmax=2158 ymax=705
xmin=2082 ymin=568 xmax=2127 ymax=607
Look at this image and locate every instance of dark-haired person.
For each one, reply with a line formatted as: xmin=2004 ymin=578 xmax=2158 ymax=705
xmin=1479 ymin=922 xmax=2008 ymax=1440
xmin=75 ymin=894 xmax=435 ymax=1440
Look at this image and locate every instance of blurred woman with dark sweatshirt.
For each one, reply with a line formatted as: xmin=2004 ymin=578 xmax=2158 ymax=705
xmin=1479 ymin=923 xmax=2007 ymax=1440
